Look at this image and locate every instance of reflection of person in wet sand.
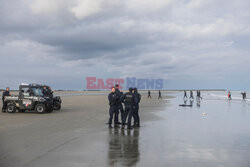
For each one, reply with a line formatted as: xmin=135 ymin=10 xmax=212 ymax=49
xmin=189 ymin=99 xmax=193 ymax=106
xmin=196 ymin=99 xmax=200 ymax=107
xmin=108 ymin=128 xmax=140 ymax=166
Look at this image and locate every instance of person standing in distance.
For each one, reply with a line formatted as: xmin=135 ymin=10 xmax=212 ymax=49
xmin=228 ymin=91 xmax=232 ymax=100
xmin=158 ymin=90 xmax=162 ymax=99
xmin=121 ymin=87 xmax=138 ymax=129
xmin=147 ymin=90 xmax=151 ymax=98
xmin=108 ymin=87 xmax=119 ymax=128
xmin=2 ymin=87 xmax=11 ymax=113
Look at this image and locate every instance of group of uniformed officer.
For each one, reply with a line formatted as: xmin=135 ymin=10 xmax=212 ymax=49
xmin=108 ymin=85 xmax=141 ymax=129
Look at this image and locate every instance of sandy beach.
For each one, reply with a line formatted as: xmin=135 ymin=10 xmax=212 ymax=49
xmin=1 ymin=91 xmax=250 ymax=167
xmin=0 ymin=91 xmax=170 ymax=167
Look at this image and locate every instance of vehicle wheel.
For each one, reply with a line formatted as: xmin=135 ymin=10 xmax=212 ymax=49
xmin=35 ymin=104 xmax=46 ymax=114
xmin=53 ymin=102 xmax=61 ymax=110
xmin=7 ymin=103 xmax=16 ymax=113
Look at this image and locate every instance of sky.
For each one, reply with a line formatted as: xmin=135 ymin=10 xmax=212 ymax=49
xmin=0 ymin=0 xmax=250 ymax=90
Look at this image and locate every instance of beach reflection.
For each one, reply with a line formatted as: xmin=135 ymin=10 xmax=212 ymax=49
xmin=108 ymin=128 xmax=140 ymax=166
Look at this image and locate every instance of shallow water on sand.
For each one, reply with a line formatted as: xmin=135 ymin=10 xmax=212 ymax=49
xmin=119 ymin=91 xmax=250 ymax=167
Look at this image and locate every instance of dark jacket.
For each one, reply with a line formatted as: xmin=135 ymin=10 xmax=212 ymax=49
xmin=2 ymin=91 xmax=10 ymax=100
xmin=134 ymin=91 xmax=141 ymax=104
xmin=115 ymin=89 xmax=123 ymax=106
xmin=121 ymin=92 xmax=138 ymax=106
xmin=108 ymin=92 xmax=119 ymax=106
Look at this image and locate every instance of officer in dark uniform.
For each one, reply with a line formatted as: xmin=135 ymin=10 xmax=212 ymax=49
xmin=2 ymin=87 xmax=11 ymax=112
xmin=108 ymin=87 xmax=119 ymax=128
xmin=121 ymin=87 xmax=138 ymax=129
xmin=133 ymin=88 xmax=141 ymax=127
xmin=115 ymin=84 xmax=124 ymax=124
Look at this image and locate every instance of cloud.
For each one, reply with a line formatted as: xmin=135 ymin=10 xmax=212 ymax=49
xmin=69 ymin=0 xmax=121 ymax=19
xmin=125 ymin=0 xmax=173 ymax=12
xmin=0 ymin=0 xmax=250 ymax=89
xmin=29 ymin=0 xmax=60 ymax=14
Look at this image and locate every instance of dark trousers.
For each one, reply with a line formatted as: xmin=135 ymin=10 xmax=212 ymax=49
xmin=133 ymin=104 xmax=140 ymax=125
xmin=2 ymin=99 xmax=7 ymax=111
xmin=115 ymin=104 xmax=124 ymax=123
xmin=108 ymin=106 xmax=118 ymax=125
xmin=123 ymin=105 xmax=134 ymax=127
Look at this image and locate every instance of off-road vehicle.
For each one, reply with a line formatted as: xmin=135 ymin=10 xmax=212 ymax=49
xmin=40 ymin=85 xmax=62 ymax=110
xmin=4 ymin=84 xmax=54 ymax=113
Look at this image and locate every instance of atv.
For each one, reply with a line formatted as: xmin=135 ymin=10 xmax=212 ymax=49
xmin=4 ymin=84 xmax=54 ymax=113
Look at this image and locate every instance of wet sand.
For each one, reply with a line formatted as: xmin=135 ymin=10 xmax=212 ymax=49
xmin=1 ymin=91 xmax=250 ymax=167
xmin=0 ymin=91 xmax=168 ymax=167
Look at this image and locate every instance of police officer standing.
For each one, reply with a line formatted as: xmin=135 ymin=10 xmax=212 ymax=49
xmin=121 ymin=87 xmax=138 ymax=129
xmin=108 ymin=87 xmax=119 ymax=128
xmin=133 ymin=88 xmax=141 ymax=127
xmin=2 ymin=87 xmax=11 ymax=112
xmin=115 ymin=84 xmax=124 ymax=124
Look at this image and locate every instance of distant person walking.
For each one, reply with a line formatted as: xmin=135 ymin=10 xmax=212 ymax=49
xmin=241 ymin=92 xmax=247 ymax=100
xmin=158 ymin=90 xmax=162 ymax=99
xmin=147 ymin=90 xmax=151 ymax=98
xmin=196 ymin=90 xmax=202 ymax=100
xmin=228 ymin=91 xmax=232 ymax=100
xmin=184 ymin=90 xmax=187 ymax=99
xmin=2 ymin=87 xmax=11 ymax=113
xmin=190 ymin=90 xmax=194 ymax=99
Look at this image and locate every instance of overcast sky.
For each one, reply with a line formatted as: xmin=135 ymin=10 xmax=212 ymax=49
xmin=0 ymin=0 xmax=250 ymax=90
